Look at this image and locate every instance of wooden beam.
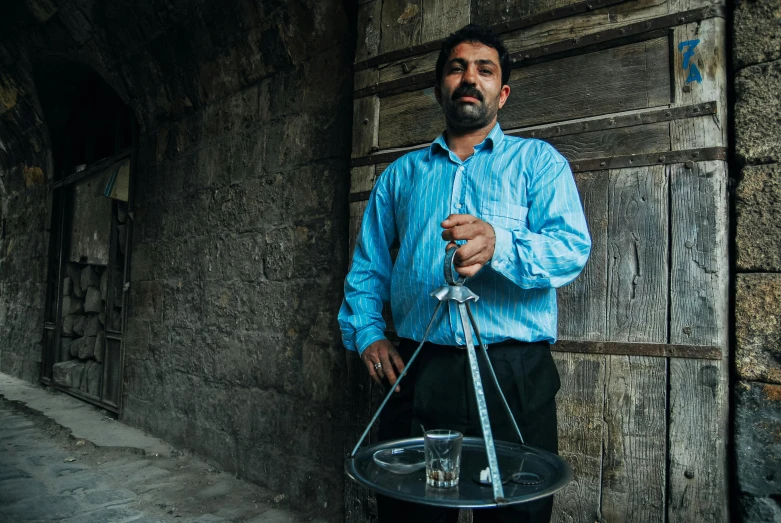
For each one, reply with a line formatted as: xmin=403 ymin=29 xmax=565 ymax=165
xmin=553 ymin=340 xmax=722 ymax=360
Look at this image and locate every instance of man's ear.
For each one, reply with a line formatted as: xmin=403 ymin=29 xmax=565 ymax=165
xmin=434 ymin=84 xmax=442 ymax=105
xmin=498 ymin=84 xmax=511 ymax=109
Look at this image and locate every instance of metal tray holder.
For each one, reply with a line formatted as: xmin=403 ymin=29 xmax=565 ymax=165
xmin=345 ymin=247 xmax=573 ymax=508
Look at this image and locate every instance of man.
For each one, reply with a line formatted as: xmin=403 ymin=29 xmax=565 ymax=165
xmin=339 ymin=24 xmax=591 ymax=523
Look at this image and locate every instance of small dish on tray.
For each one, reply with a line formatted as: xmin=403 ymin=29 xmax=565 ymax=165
xmin=373 ymin=448 xmax=426 ymax=474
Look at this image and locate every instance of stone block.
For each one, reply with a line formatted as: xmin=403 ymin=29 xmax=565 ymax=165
xmin=63 ymin=276 xmax=72 ymax=297
xmin=735 ymin=60 xmax=781 ymax=164
xmin=81 ymin=265 xmax=100 ymax=292
xmin=99 ymin=311 xmax=105 ymax=325
xmin=52 ymin=360 xmax=85 ymax=389
xmin=100 ymin=269 xmax=108 ymax=300
xmin=69 ymin=338 xmax=80 ymax=357
xmin=71 ymin=335 xmax=96 ymax=360
xmin=735 ymin=381 xmax=781 ymax=496
xmin=59 ymin=339 xmax=73 ymax=362
xmin=738 ymin=494 xmax=781 ymax=523
xmin=737 ymin=165 xmax=781 ymax=271
xmin=62 ymin=315 xmax=75 ymax=337
xmin=83 ymin=314 xmax=101 ymax=337
xmin=61 ymin=296 xmax=71 ymax=318
xmin=733 ymin=0 xmax=781 ymax=69
xmin=94 ymin=332 xmax=104 ymax=363
xmin=67 ymin=264 xmax=84 ymax=298
xmin=73 ymin=315 xmax=86 ymax=336
xmin=68 ymin=297 xmax=84 ymax=315
xmin=736 ymin=274 xmax=781 ymax=383
xmin=84 ymin=287 xmax=102 ymax=313
xmin=85 ymin=360 xmax=102 ymax=397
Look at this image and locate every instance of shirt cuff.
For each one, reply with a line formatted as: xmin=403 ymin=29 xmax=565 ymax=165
xmin=489 ymin=223 xmax=514 ymax=276
xmin=356 ymin=328 xmax=387 ymax=355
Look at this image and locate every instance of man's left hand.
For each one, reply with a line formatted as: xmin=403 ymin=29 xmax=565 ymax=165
xmin=441 ymin=214 xmax=496 ymax=277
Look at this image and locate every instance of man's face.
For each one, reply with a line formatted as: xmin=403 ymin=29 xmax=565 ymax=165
xmin=436 ymin=41 xmax=510 ymax=131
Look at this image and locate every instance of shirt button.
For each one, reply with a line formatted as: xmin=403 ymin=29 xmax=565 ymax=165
xmin=458 ymin=166 xmax=464 ymax=172
xmin=455 ymin=203 xmax=462 ymax=209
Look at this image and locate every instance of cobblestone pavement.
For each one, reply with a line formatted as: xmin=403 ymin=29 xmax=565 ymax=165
xmin=0 ymin=395 xmax=331 ymax=523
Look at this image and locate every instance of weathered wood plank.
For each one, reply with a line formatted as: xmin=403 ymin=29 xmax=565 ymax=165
xmin=356 ymin=0 xmax=383 ymax=63
xmin=379 ymin=50 xmax=439 ymax=85
xmin=668 ymin=160 xmax=728 ymax=523
xmin=379 ymin=38 xmax=671 ymax=149
xmin=670 ymin=161 xmax=727 ymax=348
xmin=558 ymin=170 xmax=608 ymax=341
xmin=503 ymin=38 xmax=671 ymax=133
xmin=668 ymin=0 xmax=726 ymax=14
xmin=668 ymin=359 xmax=727 ymax=523
xmin=379 ymin=87 xmax=440 ymax=149
xmin=502 ymin=0 xmax=668 ymax=55
xmin=380 ymin=0 xmax=423 ymax=55
xmin=351 ymin=165 xmax=377 ymax=195
xmin=552 ymin=353 xmax=606 ymax=523
xmin=352 ymin=96 xmax=380 ymax=158
xmin=353 ymin=104 xmax=714 ymax=167
xmin=601 ymin=355 xmax=667 ymax=522
xmin=670 ymin=18 xmax=727 ymax=149
xmin=546 ymin=122 xmax=671 ymax=162
xmin=471 ymin=0 xmax=582 ymax=25
xmin=421 ymin=0 xmax=470 ymax=42
xmin=376 ymin=0 xmax=668 ymax=85
xmin=355 ymin=68 xmax=380 ymax=92
xmin=602 ymin=162 xmax=668 ymax=522
xmin=607 ymin=165 xmax=668 ymax=343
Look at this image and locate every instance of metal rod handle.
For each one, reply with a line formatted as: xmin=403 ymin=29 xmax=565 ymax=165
xmin=349 ymin=301 xmax=443 ymax=457
xmin=465 ymin=305 xmax=525 ymax=445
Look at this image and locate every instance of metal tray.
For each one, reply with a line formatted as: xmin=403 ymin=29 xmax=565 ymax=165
xmin=345 ymin=437 xmax=572 ymax=508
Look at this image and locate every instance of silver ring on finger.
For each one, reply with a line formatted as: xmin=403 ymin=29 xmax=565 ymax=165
xmin=374 ymin=362 xmax=383 ymax=371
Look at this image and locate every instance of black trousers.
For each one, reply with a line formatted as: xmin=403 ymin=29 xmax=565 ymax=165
xmin=377 ymin=338 xmax=561 ymax=523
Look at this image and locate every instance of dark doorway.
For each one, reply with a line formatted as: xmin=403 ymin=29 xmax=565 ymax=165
xmin=38 ymin=62 xmax=135 ymax=412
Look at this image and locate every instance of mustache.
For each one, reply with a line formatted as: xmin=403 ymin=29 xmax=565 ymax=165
xmin=452 ymin=85 xmax=484 ymax=102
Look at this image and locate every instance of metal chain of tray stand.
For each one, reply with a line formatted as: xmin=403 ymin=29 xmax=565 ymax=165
xmin=349 ymin=246 xmax=528 ymax=504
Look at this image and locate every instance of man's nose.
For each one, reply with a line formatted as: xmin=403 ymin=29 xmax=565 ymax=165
xmin=462 ymin=64 xmax=479 ymax=83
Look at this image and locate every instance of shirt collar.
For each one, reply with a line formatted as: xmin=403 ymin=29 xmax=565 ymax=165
xmin=427 ymin=122 xmax=505 ymax=161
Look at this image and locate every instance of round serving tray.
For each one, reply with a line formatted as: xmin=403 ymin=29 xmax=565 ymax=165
xmin=345 ymin=437 xmax=572 ymax=508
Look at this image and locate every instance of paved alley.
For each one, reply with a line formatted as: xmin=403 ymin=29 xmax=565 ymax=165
xmin=0 ymin=376 xmax=333 ymax=523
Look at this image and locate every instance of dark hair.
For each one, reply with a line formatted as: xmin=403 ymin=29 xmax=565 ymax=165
xmin=435 ymin=24 xmax=511 ymax=87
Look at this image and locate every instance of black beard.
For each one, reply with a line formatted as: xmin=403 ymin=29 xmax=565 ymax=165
xmin=443 ymin=99 xmax=492 ymax=130
xmin=441 ymin=84 xmax=496 ymax=130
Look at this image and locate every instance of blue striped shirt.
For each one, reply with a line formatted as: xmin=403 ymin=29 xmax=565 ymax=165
xmin=339 ymin=123 xmax=591 ymax=354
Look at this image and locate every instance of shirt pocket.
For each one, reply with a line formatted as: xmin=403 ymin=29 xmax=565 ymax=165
xmin=482 ymin=203 xmax=529 ymax=231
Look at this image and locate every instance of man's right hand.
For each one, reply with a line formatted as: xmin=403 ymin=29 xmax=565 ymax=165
xmin=361 ymin=339 xmax=406 ymax=392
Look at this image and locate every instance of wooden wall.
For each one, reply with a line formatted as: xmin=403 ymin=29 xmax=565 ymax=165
xmin=346 ymin=1 xmax=729 ymax=521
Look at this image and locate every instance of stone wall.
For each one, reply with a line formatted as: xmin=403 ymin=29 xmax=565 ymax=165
xmin=733 ymin=0 xmax=781 ymax=520
xmin=0 ymin=0 xmax=355 ymax=516
xmin=0 ymin=44 xmax=51 ymax=382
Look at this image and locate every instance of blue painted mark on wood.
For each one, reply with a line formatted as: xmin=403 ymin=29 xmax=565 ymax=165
xmin=686 ymin=64 xmax=703 ymax=84
xmin=678 ymin=39 xmax=703 ymax=84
